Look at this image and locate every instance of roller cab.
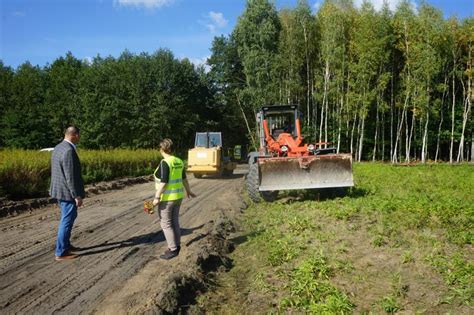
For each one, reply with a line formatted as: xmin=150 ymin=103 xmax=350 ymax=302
xmin=187 ymin=132 xmax=236 ymax=178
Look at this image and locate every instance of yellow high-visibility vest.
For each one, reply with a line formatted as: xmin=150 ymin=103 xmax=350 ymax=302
xmin=154 ymin=156 xmax=184 ymax=201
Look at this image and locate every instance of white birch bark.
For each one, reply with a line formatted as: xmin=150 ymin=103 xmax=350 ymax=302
xmin=435 ymin=73 xmax=448 ymax=162
xmin=457 ymin=45 xmax=472 ymax=162
xmin=421 ymin=111 xmax=429 ymax=163
xmin=450 ymin=57 xmax=456 ymax=163
xmin=392 ymin=94 xmax=408 ymax=163
xmin=373 ymin=103 xmax=379 ymax=161
xmin=320 ymin=60 xmax=329 ymax=144
xmin=358 ymin=116 xmax=365 ymax=162
xmin=350 ymin=112 xmax=357 ymax=156
xmin=237 ymin=96 xmax=256 ymax=150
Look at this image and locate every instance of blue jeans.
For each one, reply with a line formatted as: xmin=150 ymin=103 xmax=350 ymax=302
xmin=55 ymin=200 xmax=78 ymax=257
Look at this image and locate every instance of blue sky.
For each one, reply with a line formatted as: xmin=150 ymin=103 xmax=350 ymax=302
xmin=1 ymin=0 xmax=473 ymax=69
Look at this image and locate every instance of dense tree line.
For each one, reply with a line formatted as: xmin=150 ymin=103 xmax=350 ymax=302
xmin=208 ymin=0 xmax=473 ymax=163
xmin=0 ymin=50 xmax=246 ymax=152
xmin=1 ymin=0 xmax=472 ymax=163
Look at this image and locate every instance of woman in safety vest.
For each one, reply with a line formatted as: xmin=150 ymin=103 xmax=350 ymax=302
xmin=153 ymin=138 xmax=196 ymax=260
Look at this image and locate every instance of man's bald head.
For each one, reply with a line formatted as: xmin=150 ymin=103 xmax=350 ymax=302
xmin=65 ymin=126 xmax=80 ymax=136
xmin=64 ymin=126 xmax=80 ymax=144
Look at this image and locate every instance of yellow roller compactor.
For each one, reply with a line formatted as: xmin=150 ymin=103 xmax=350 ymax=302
xmin=187 ymin=132 xmax=236 ymax=178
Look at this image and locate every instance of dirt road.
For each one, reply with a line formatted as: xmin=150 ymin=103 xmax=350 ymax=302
xmin=0 ymin=165 xmax=247 ymax=314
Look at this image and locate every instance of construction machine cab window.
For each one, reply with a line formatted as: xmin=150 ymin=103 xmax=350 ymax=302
xmin=268 ymin=113 xmax=295 ymax=138
xmin=195 ymin=132 xmax=222 ymax=148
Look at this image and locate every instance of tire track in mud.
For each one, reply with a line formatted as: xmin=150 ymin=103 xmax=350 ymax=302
xmin=92 ymin=172 xmax=246 ymax=314
xmin=0 ymin=167 xmax=246 ymax=314
xmin=1 ymin=223 xmax=158 ymax=313
xmin=0 ymin=197 xmax=151 ymax=276
xmin=0 ymin=183 xmax=161 ymax=313
xmin=1 ymin=201 xmax=162 ymax=313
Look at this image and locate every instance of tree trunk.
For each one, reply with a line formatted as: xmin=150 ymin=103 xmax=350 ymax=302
xmin=435 ymin=72 xmax=448 ymax=162
xmin=373 ymin=102 xmax=379 ymax=161
xmin=390 ymin=70 xmax=395 ymax=161
xmin=355 ymin=113 xmax=362 ymax=160
xmin=421 ymin=111 xmax=429 ymax=163
xmin=390 ymin=97 xmax=394 ymax=162
xmin=324 ymin=94 xmax=328 ymax=148
xmin=405 ymin=111 xmax=411 ymax=162
xmin=457 ymin=46 xmax=472 ymax=163
xmin=350 ymin=112 xmax=357 ymax=156
xmin=457 ymin=83 xmax=471 ymax=162
xmin=471 ymin=131 xmax=474 ymax=162
xmin=382 ymin=110 xmax=386 ymax=161
xmin=237 ymin=96 xmax=256 ymax=150
xmin=405 ymin=108 xmax=410 ymax=162
xmin=320 ymin=60 xmax=330 ymax=144
xmin=337 ymin=95 xmax=343 ymax=154
xmin=393 ymin=93 xmax=409 ymax=163
xmin=358 ymin=116 xmax=365 ymax=162
xmin=302 ymin=24 xmax=311 ymax=127
xmin=450 ymin=58 xmax=456 ymax=163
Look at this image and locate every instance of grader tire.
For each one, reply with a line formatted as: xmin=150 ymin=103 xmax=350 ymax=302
xmin=193 ymin=173 xmax=203 ymax=179
xmin=247 ymin=163 xmax=278 ymax=203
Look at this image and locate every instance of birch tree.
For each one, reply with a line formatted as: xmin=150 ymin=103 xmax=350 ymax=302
xmin=456 ymin=18 xmax=473 ymax=162
xmin=349 ymin=1 xmax=389 ymax=161
xmin=316 ymin=0 xmax=352 ymax=149
xmin=410 ymin=4 xmax=444 ymax=163
xmin=233 ymin=0 xmax=281 ymax=109
xmin=392 ymin=0 xmax=416 ymax=163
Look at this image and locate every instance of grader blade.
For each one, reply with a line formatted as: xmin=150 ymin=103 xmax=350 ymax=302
xmin=258 ymin=154 xmax=353 ymax=191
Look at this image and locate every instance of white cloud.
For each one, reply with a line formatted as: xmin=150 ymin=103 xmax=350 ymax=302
xmin=353 ymin=0 xmax=417 ymax=12
xmin=202 ymin=11 xmax=228 ymax=33
xmin=12 ymin=11 xmax=26 ymax=17
xmin=115 ymin=0 xmax=175 ymax=9
xmin=184 ymin=56 xmax=211 ymax=72
xmin=209 ymin=11 xmax=228 ymax=28
xmin=83 ymin=56 xmax=93 ymax=65
xmin=313 ymin=1 xmax=322 ymax=12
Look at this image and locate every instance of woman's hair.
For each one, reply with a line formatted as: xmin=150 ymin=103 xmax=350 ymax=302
xmin=159 ymin=138 xmax=173 ymax=154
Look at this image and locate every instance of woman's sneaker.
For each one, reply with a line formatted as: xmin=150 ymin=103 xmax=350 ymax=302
xmin=159 ymin=249 xmax=179 ymax=260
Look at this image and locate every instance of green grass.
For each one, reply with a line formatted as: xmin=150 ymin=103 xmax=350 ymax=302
xmin=323 ymin=164 xmax=474 ymax=246
xmin=196 ymin=162 xmax=474 ymax=314
xmin=280 ymin=253 xmax=353 ymax=313
xmin=0 ymin=148 xmax=161 ymax=199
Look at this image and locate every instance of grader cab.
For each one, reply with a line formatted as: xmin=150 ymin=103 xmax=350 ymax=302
xmin=247 ymin=105 xmax=354 ymax=202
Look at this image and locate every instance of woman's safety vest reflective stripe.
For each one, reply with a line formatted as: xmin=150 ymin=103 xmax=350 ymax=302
xmin=153 ymin=156 xmax=185 ymax=201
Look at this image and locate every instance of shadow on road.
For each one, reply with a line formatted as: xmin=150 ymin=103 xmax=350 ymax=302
xmin=77 ymin=224 xmax=205 ymax=256
xmin=192 ymin=173 xmax=245 ymax=180
xmin=273 ymin=187 xmax=369 ymax=203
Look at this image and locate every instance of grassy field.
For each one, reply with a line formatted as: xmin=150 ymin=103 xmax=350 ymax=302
xmin=0 ymin=149 xmax=161 ymax=199
xmin=195 ymin=163 xmax=473 ymax=314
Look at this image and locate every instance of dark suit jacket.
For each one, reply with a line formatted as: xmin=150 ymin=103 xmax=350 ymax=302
xmin=49 ymin=140 xmax=85 ymax=201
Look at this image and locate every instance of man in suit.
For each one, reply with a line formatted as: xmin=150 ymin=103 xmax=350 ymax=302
xmin=50 ymin=126 xmax=85 ymax=261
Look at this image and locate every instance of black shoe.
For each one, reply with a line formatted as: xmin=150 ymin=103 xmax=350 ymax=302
xmin=160 ymin=249 xmax=179 ymax=260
